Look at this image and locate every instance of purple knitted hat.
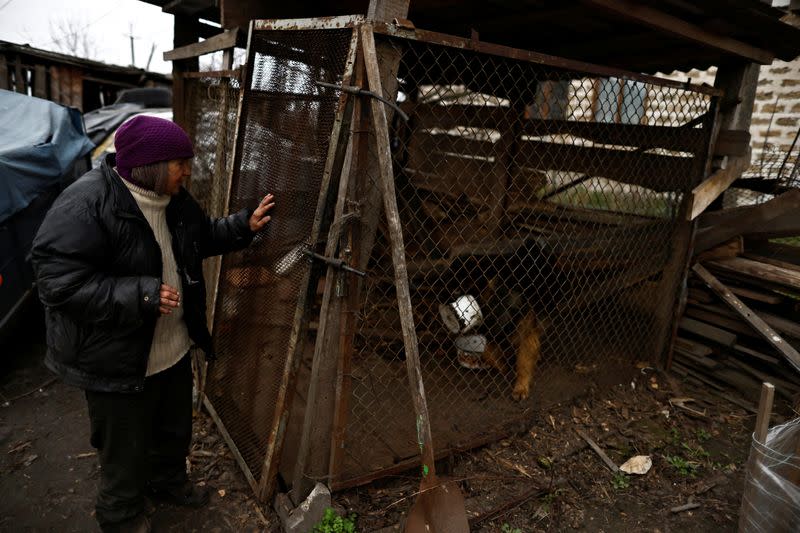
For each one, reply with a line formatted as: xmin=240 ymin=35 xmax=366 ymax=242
xmin=114 ymin=115 xmax=194 ymax=178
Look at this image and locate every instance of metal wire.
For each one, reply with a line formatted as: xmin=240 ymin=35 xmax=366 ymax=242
xmin=334 ymin=32 xmax=714 ymax=487
xmin=203 ymin=28 xmax=355 ymax=485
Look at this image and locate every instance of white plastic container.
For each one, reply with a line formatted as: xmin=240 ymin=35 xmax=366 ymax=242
xmin=439 ymin=294 xmax=483 ymax=334
xmin=454 ymin=334 xmax=491 ymax=369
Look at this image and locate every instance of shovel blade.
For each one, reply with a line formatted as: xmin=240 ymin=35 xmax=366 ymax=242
xmin=404 ymin=477 xmax=469 ymax=533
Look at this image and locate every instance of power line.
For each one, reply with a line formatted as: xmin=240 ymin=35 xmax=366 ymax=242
xmin=0 ymin=0 xmax=16 ymax=11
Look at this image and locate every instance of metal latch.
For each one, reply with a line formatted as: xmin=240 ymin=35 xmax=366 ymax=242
xmin=304 ymin=249 xmax=366 ymax=277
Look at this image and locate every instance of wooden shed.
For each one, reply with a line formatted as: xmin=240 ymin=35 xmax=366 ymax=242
xmin=146 ymin=0 xmax=800 ymax=506
xmin=0 ymin=41 xmax=171 ymax=111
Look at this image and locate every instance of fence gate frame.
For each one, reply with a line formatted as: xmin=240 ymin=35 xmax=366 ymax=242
xmin=187 ymin=16 xmax=722 ymax=504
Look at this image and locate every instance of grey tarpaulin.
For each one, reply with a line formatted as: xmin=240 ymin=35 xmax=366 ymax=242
xmin=739 ymin=418 xmax=800 ymax=532
xmin=0 ymin=89 xmax=94 ymax=224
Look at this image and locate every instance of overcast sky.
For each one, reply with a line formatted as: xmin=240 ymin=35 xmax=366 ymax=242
xmin=0 ymin=0 xmax=177 ymax=73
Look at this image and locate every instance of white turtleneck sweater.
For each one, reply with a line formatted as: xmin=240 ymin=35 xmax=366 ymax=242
xmin=120 ymin=175 xmax=193 ymax=376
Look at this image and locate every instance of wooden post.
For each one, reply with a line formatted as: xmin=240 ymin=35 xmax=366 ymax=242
xmin=172 ymin=15 xmax=201 ymax=130
xmin=291 ymin=51 xmax=359 ymax=503
xmin=328 ymin=50 xmax=370 ymax=487
xmin=354 ymin=0 xmax=410 ymax=273
xmin=0 ymin=55 xmax=8 ymax=90
xmin=754 ymin=382 xmax=775 ymax=444
xmin=14 ymin=55 xmax=24 ymax=93
xmin=362 ymin=22 xmax=436 ymax=477
xmin=33 ymin=64 xmax=46 ymax=99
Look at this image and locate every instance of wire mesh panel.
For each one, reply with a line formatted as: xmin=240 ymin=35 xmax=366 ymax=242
xmin=182 ymin=73 xmax=241 ymax=317
xmin=205 ymin=26 xmax=356 ymax=491
xmin=333 ymin=29 xmax=717 ymax=487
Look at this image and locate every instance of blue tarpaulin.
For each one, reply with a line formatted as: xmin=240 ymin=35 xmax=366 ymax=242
xmin=0 ymin=89 xmax=94 ymax=224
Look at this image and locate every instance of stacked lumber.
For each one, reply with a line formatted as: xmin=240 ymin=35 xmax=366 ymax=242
xmin=672 ymin=234 xmax=800 ymax=405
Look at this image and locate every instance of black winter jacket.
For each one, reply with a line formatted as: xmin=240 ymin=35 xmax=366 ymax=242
xmin=31 ymin=154 xmax=253 ymax=393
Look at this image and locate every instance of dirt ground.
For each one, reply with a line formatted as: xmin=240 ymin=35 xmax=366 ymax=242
xmin=1 ymin=305 xmax=793 ymax=532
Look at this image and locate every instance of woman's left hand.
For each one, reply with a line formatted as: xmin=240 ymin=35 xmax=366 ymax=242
xmin=249 ymin=193 xmax=275 ymax=232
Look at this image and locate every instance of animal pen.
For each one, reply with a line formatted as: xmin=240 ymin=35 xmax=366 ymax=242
xmin=179 ymin=16 xmax=721 ymax=502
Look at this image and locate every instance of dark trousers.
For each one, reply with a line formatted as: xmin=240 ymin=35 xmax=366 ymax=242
xmin=85 ymin=353 xmax=192 ymax=528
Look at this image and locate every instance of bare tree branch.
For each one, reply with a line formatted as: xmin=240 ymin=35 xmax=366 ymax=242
xmin=48 ymin=17 xmax=97 ymax=59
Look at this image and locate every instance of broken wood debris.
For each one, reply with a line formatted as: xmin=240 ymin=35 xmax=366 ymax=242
xmin=672 ymin=207 xmax=800 ymax=408
xmin=575 ymin=429 xmax=619 ymax=473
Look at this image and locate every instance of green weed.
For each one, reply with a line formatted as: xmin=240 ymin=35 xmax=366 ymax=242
xmin=666 ymin=455 xmax=700 ymax=477
xmin=313 ymin=508 xmax=357 ymax=533
xmin=611 ymin=471 xmax=630 ymax=490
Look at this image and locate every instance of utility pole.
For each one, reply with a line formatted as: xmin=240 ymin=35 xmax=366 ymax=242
xmin=126 ymin=23 xmax=139 ymax=67
xmin=145 ymin=43 xmax=156 ymax=71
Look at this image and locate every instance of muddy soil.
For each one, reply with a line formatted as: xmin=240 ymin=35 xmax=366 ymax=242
xmin=1 ymin=308 xmax=792 ymax=532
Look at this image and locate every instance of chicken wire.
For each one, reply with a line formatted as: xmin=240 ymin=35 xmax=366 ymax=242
xmin=203 ymin=27 xmax=356 ymax=494
xmin=182 ymin=73 xmax=242 ymax=317
xmin=330 ymin=30 xmax=718 ymax=487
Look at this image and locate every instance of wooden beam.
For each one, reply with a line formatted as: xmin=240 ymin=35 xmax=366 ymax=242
xmin=755 ymin=382 xmax=775 ymax=444
xmin=519 ymin=140 xmax=695 ymax=193
xmin=0 ymin=56 xmax=8 ymax=90
xmin=714 ymin=129 xmax=751 ymax=157
xmin=368 ymin=0 xmax=411 ymax=21
xmin=522 ymin=118 xmax=707 ymax=154
xmin=164 ymin=27 xmax=244 ymax=61
xmin=584 ymin=0 xmax=774 ymax=64
xmin=694 ymin=189 xmax=800 ymax=253
xmin=706 ymin=257 xmax=800 ymax=292
xmin=694 ymin=263 xmax=800 ymax=374
xmin=688 ymin=154 xmax=749 ymax=220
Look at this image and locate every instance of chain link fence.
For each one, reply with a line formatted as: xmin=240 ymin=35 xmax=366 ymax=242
xmin=181 ymin=20 xmax=719 ymax=497
xmin=331 ymin=28 xmax=717 ymax=488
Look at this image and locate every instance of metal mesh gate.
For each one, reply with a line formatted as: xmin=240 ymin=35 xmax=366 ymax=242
xmin=185 ymin=19 xmax=721 ymax=499
xmin=329 ymin=26 xmax=719 ymax=488
xmin=182 ymin=72 xmax=242 ymax=316
xmin=203 ymin=24 xmax=358 ymax=498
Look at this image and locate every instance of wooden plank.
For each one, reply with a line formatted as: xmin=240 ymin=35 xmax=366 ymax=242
xmin=584 ymin=0 xmax=774 ymax=64
xmin=363 ymin=22 xmax=439 ymax=485
xmin=692 ymin=301 xmax=800 ymax=340
xmin=755 ymin=383 xmax=775 ymax=444
xmin=685 ymin=307 xmax=759 ymax=339
xmin=517 ymin=140 xmax=694 ymax=193
xmin=693 ymin=264 xmax=800 ymax=374
xmin=674 ymin=336 xmax=713 ymax=357
xmin=706 ymin=257 xmax=800 ymax=292
xmin=33 ymin=64 xmax=46 ymax=99
xmin=164 ymin=27 xmax=244 ymax=61
xmin=410 ymin=130 xmax=498 ymax=160
xmin=742 ymin=253 xmax=800 ymax=274
xmin=14 ymin=54 xmax=24 ymax=93
xmin=728 ymin=285 xmax=783 ymax=305
xmin=0 ymin=55 xmax=7 ymax=90
xmin=733 ymin=344 xmax=779 ymax=365
xmin=694 ymin=189 xmax=800 ymax=253
xmin=688 ymin=155 xmax=749 ymax=220
xmin=521 ymin=118 xmax=706 ymax=154
xmin=291 ymin=47 xmax=358 ymax=502
xmin=409 ymin=102 xmax=510 ymax=130
xmin=745 ymin=239 xmax=800 ymax=267
xmin=679 ymin=316 xmax=737 ymax=347
xmin=713 ymin=129 xmax=751 ymax=157
xmin=694 ymin=236 xmax=743 ymax=263
xmin=329 ymin=57 xmax=368 ymax=485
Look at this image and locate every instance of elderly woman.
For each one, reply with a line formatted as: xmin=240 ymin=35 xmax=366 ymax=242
xmin=32 ymin=116 xmax=274 ymax=533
